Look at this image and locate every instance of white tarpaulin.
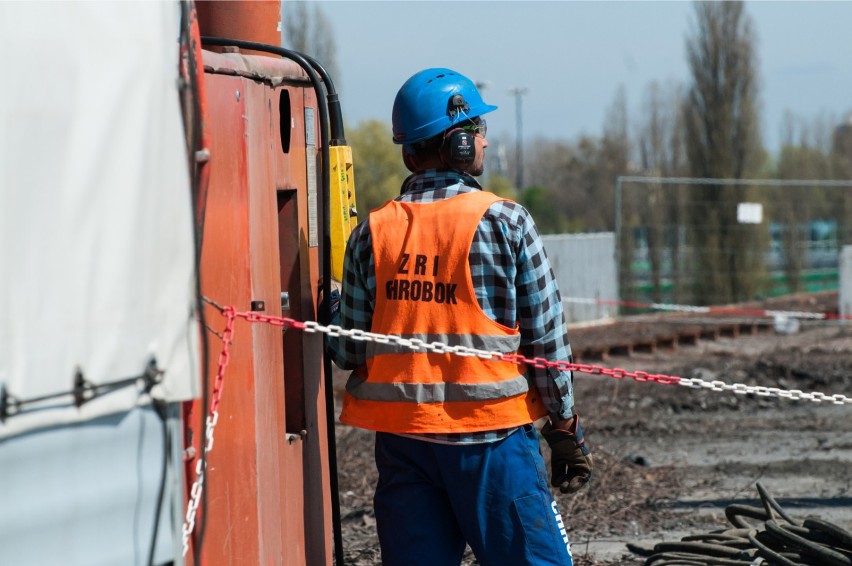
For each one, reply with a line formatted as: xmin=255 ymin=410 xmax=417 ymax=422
xmin=0 ymin=2 xmax=199 ymax=438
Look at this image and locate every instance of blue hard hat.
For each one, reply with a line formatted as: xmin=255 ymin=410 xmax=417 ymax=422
xmin=392 ymin=68 xmax=497 ymax=145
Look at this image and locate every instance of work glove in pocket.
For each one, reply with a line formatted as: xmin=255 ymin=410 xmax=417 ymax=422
xmin=541 ymin=416 xmax=592 ymax=494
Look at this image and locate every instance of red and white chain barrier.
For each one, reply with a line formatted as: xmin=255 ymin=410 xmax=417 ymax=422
xmin=562 ymin=296 xmax=852 ymax=320
xmin=231 ymin=309 xmax=851 ymax=406
xmin=182 ymin=303 xmax=851 ymax=551
xmin=182 ymin=307 xmax=235 ymax=557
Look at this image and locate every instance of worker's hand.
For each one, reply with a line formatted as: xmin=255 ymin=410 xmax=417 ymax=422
xmin=541 ymin=416 xmax=592 ymax=494
xmin=317 ymin=279 xmax=342 ymax=324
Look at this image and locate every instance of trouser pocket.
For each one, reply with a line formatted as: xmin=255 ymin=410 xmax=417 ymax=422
xmin=512 ymin=492 xmax=574 ymax=566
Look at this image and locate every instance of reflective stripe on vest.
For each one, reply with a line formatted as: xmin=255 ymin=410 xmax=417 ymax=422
xmin=365 ymin=332 xmax=521 ymax=357
xmin=345 ymin=373 xmax=531 ymax=403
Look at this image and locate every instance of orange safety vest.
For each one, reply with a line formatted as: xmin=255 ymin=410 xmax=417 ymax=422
xmin=339 ymin=190 xmax=548 ymax=433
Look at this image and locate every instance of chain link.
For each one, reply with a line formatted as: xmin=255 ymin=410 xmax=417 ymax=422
xmin=678 ymin=377 xmax=852 ymax=404
xmin=182 ymin=307 xmax=236 ymax=557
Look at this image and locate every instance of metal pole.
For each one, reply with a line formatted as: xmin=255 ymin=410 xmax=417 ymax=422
xmin=615 ymin=176 xmax=622 ymax=267
xmin=614 ymin=176 xmax=622 ymax=305
xmin=509 ymin=87 xmax=527 ymax=189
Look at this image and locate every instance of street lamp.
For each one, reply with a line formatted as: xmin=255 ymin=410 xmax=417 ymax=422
xmin=508 ymin=87 xmax=528 ymax=189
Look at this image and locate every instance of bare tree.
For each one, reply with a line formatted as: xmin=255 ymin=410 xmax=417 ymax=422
xmin=636 ymin=81 xmax=687 ymax=303
xmin=525 ymin=85 xmax=628 ymax=235
xmin=283 ymin=2 xmax=340 ymax=89
xmin=599 ymin=86 xmax=631 ymax=232
xmin=683 ymin=1 xmax=764 ymax=305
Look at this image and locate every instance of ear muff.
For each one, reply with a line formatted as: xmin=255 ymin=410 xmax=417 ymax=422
xmin=440 ymin=128 xmax=476 ymax=167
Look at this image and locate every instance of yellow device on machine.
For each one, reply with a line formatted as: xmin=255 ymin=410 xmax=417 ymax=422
xmin=329 ymin=145 xmax=357 ymax=281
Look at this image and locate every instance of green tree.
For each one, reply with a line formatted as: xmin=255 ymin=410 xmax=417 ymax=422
xmin=484 ymin=174 xmax=518 ymax=200
xmin=519 ymin=185 xmax=577 ymax=234
xmin=683 ymin=0 xmax=764 ymax=305
xmin=347 ymin=120 xmax=408 ymax=216
xmin=525 ymin=138 xmax=588 ymax=233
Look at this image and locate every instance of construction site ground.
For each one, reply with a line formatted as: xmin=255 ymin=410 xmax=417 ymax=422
xmin=333 ymin=292 xmax=852 ymax=565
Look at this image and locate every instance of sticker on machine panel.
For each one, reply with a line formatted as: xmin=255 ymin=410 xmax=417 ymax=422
xmin=305 ymin=108 xmax=318 ymax=248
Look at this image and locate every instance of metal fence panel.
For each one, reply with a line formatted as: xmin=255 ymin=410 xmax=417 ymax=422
xmin=615 ymin=177 xmax=851 ymax=306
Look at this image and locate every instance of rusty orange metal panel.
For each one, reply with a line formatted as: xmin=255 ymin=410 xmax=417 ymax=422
xmin=278 ymin=84 xmax=332 ymax=563
xmin=268 ymin=78 xmax=332 ymax=566
xmin=190 ymin=49 xmax=332 ymax=566
xmin=196 ymin=0 xmax=281 ymax=54
xmin=194 ymin=71 xmax=261 ymax=565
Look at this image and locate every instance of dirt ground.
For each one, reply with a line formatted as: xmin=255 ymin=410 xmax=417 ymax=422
xmin=333 ymin=295 xmax=852 ymax=565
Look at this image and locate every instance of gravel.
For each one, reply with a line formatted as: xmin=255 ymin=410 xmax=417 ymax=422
xmin=333 ymin=292 xmax=852 ymax=565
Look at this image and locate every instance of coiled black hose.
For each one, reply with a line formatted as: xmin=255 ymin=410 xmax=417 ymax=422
xmin=628 ymin=482 xmax=852 ymax=565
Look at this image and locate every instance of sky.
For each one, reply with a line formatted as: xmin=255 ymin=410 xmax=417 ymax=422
xmin=309 ymin=1 xmax=852 ymax=155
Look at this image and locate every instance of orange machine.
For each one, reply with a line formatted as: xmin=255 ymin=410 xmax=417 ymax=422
xmin=181 ymin=2 xmax=346 ymax=564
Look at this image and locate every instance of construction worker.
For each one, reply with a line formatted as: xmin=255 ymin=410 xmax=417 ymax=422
xmin=324 ymin=67 xmax=591 ymax=566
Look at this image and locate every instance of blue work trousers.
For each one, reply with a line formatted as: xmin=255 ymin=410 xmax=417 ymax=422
xmin=373 ymin=425 xmax=573 ymax=566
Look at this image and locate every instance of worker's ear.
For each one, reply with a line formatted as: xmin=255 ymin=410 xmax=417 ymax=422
xmin=402 ymin=146 xmax=419 ymax=173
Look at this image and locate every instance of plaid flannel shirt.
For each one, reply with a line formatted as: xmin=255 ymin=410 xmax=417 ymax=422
xmin=326 ymin=170 xmax=575 ymax=443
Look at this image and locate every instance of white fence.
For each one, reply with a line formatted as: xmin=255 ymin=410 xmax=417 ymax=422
xmin=841 ymin=245 xmax=852 ymax=324
xmin=542 ymin=233 xmax=618 ymax=325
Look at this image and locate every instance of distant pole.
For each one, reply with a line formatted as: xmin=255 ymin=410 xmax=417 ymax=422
xmin=475 ymin=80 xmax=491 ymax=181
xmin=509 ymin=87 xmax=528 ymax=189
